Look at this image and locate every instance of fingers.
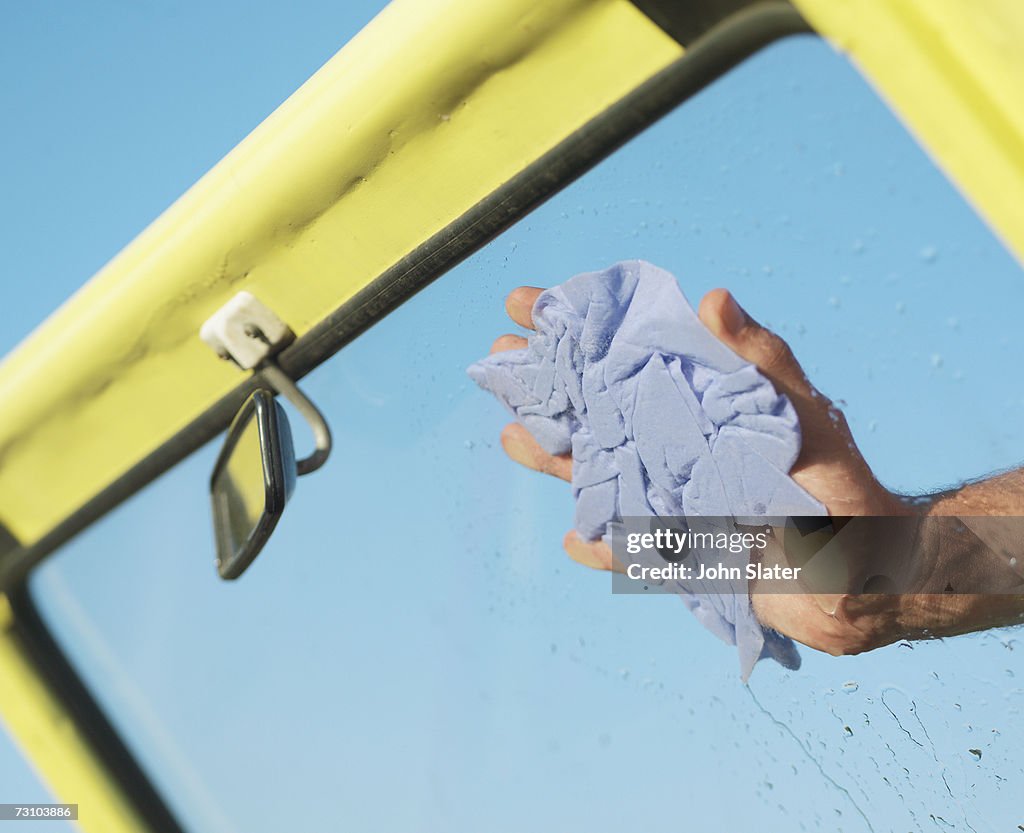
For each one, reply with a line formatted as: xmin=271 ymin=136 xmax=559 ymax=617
xmin=490 ymin=334 xmax=527 ymax=354
xmin=505 ymin=286 xmax=544 ymax=330
xmin=500 ymin=423 xmax=572 ymax=482
xmin=752 ymin=592 xmax=895 ymax=656
xmin=698 ymin=289 xmax=817 ymax=404
xmin=563 ymin=530 xmax=618 ymax=571
xmin=499 ymin=421 xmax=617 ymax=573
xmin=499 ymin=425 xmax=616 ymax=572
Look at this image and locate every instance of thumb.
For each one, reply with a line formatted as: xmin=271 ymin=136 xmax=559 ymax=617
xmin=698 ymin=289 xmax=896 ymax=517
xmin=698 ymin=288 xmax=819 ymax=407
xmin=698 ymin=287 xmax=864 ymax=470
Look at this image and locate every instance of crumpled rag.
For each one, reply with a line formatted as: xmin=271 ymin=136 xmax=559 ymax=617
xmin=468 ymin=260 xmax=826 ymax=678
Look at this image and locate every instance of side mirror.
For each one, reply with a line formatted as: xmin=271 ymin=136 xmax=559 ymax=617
xmin=210 ymin=389 xmax=296 ymax=579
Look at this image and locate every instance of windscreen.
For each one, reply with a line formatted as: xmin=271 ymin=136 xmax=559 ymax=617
xmin=16 ymin=33 xmax=1024 ymax=833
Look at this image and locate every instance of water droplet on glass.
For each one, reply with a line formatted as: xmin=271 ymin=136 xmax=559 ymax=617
xmin=919 ymin=245 xmax=939 ymax=263
xmin=842 ymin=681 xmax=859 ymax=693
xmin=931 ymin=354 xmax=944 ymax=369
xmin=969 ymin=748 xmax=982 ymax=760
xmin=828 ymin=296 xmax=841 ymax=308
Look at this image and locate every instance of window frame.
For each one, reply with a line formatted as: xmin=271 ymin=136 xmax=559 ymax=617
xmin=32 ymin=2 xmax=1013 ymax=830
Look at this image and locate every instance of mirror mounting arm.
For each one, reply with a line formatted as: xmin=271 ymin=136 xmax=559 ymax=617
xmin=200 ymin=290 xmax=333 ymax=476
xmin=258 ymin=361 xmax=332 ymax=476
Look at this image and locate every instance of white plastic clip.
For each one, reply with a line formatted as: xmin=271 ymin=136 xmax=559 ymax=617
xmin=200 ymin=291 xmax=331 ymax=475
xmin=200 ymin=291 xmax=294 ymax=370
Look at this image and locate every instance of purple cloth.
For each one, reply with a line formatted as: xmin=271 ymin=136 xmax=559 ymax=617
xmin=468 ymin=261 xmax=826 ymax=678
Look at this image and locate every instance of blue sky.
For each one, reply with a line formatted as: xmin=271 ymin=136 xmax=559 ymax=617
xmin=3 ymin=4 xmax=1024 ymax=832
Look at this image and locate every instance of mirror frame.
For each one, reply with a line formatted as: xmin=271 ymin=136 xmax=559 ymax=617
xmin=210 ymin=388 xmax=295 ymax=580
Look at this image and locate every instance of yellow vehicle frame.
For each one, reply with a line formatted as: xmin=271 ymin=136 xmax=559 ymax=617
xmin=1 ymin=0 xmax=1021 ymax=830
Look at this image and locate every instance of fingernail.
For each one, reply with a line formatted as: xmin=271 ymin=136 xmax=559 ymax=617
xmin=720 ymin=293 xmax=749 ymax=335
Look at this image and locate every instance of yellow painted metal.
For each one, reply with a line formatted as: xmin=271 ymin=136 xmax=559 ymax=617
xmin=0 ymin=596 xmax=149 ymax=833
xmin=791 ymin=0 xmax=1024 ymax=265
xmin=0 ymin=0 xmax=682 ymax=548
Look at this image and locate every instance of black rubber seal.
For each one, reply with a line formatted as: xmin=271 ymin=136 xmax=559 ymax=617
xmin=630 ymin=0 xmax=788 ymax=47
xmin=5 ymin=586 xmax=187 ymax=833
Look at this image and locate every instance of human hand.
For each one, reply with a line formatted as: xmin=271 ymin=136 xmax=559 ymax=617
xmin=492 ymin=285 xmax=948 ymax=656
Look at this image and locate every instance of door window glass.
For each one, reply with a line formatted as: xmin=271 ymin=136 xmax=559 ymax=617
xmin=30 ymin=35 xmax=1024 ymax=832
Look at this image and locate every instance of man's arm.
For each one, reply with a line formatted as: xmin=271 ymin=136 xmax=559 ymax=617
xmin=930 ymin=466 xmax=1024 ymax=515
xmin=684 ymin=289 xmax=1024 ymax=654
xmin=492 ymin=285 xmax=1024 ymax=655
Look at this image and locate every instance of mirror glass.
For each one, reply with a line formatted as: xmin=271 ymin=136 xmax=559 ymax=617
xmin=211 ymin=389 xmax=294 ymax=579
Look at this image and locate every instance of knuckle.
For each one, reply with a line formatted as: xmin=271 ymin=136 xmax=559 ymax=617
xmin=817 ymin=626 xmax=876 ymax=657
xmin=761 ymin=333 xmax=796 ymax=372
xmin=538 ymin=454 xmax=558 ymax=474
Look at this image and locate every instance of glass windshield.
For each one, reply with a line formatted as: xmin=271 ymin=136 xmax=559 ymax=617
xmin=27 ymin=35 xmax=1024 ymax=832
